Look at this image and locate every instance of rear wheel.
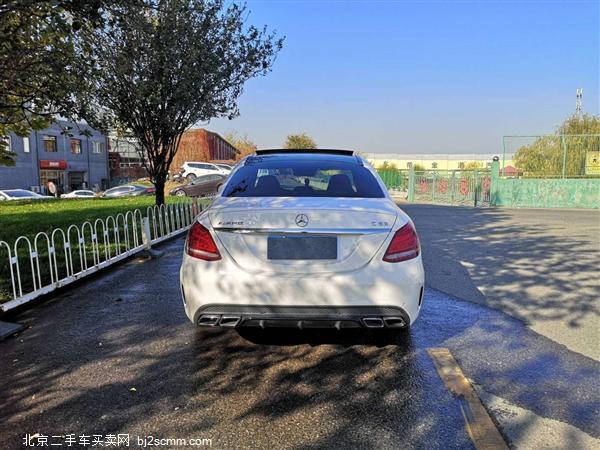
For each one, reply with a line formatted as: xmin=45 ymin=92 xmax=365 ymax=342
xmin=186 ymin=173 xmax=196 ymax=181
xmin=176 ymin=190 xmax=186 ymax=197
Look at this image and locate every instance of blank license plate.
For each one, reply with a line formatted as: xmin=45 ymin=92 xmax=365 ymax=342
xmin=267 ymin=236 xmax=337 ymax=260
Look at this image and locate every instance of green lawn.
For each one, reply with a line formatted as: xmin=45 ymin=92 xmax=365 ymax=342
xmin=0 ymin=196 xmax=191 ymax=304
xmin=0 ymin=196 xmax=172 ymax=245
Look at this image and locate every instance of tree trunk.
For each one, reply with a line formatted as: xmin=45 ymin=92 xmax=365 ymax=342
xmin=154 ymin=178 xmax=165 ymax=206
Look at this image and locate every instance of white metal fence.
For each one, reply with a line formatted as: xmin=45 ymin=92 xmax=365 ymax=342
xmin=0 ymin=197 xmax=213 ymax=312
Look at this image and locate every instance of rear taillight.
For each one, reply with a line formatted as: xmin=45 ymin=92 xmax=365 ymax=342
xmin=383 ymin=223 xmax=420 ymax=263
xmin=185 ymin=222 xmax=221 ymax=261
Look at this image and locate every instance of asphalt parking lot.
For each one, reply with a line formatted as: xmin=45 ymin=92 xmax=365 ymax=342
xmin=402 ymin=204 xmax=600 ymax=360
xmin=1 ymin=206 xmax=599 ymax=449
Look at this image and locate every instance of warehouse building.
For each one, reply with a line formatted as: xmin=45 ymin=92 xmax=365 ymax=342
xmin=0 ymin=120 xmax=109 ymax=194
xmin=362 ymin=153 xmax=516 ymax=171
xmin=108 ymin=128 xmax=237 ymax=184
xmin=107 ymin=134 xmax=147 ymax=186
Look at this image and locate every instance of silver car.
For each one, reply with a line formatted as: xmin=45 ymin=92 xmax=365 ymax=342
xmin=102 ymin=185 xmax=155 ymax=198
xmin=0 ymin=189 xmax=46 ymax=201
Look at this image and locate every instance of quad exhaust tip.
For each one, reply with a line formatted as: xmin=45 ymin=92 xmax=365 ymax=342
xmin=220 ymin=316 xmax=241 ymax=327
xmin=362 ymin=317 xmax=385 ymax=328
xmin=383 ymin=317 xmax=406 ymax=328
xmin=197 ymin=314 xmax=221 ymax=326
xmin=198 ymin=314 xmax=241 ymax=327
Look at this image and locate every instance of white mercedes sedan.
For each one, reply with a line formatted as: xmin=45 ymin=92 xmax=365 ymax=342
xmin=180 ymin=149 xmax=424 ymax=331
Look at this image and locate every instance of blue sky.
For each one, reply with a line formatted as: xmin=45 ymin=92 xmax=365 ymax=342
xmin=207 ymin=0 xmax=600 ymax=154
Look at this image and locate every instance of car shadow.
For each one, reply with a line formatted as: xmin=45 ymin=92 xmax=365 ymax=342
xmin=236 ymin=327 xmax=412 ymax=348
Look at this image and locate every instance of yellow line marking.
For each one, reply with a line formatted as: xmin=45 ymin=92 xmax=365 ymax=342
xmin=428 ymin=348 xmax=508 ymax=450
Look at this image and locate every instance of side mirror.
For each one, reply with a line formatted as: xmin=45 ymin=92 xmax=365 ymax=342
xmin=216 ymin=183 xmax=225 ymax=195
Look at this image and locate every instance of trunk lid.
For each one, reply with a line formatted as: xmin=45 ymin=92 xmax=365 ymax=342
xmin=209 ymin=197 xmax=402 ymax=274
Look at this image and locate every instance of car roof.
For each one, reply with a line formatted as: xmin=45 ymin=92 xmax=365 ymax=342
xmin=245 ymin=149 xmax=362 ymax=166
xmin=108 ymin=185 xmax=136 ymax=189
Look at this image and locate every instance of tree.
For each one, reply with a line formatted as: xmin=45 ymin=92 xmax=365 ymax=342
xmin=283 ymin=133 xmax=316 ymax=149
xmin=224 ymin=130 xmax=257 ymax=160
xmin=514 ymin=114 xmax=600 ymax=176
xmin=0 ymin=0 xmax=125 ymax=165
xmin=83 ymin=0 xmax=283 ymax=204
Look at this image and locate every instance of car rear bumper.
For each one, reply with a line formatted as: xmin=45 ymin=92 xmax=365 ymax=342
xmin=190 ymin=304 xmax=414 ymax=329
xmin=180 ymin=253 xmax=425 ymax=328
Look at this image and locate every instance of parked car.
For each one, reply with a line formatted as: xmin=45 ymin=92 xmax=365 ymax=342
xmin=102 ymin=184 xmax=155 ymax=198
xmin=180 ymin=162 xmax=229 ymax=181
xmin=170 ymin=168 xmax=185 ymax=183
xmin=0 ymin=189 xmax=47 ymax=201
xmin=60 ymin=190 xmax=97 ymax=199
xmin=169 ymin=174 xmax=226 ymax=197
xmin=215 ymin=163 xmax=233 ymax=172
xmin=180 ymin=149 xmax=424 ymax=332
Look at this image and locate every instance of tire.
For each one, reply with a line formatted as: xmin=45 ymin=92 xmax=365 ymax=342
xmin=186 ymin=173 xmax=196 ymax=181
xmin=176 ymin=190 xmax=186 ymax=197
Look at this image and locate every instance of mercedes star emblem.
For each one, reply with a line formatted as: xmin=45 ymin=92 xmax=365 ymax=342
xmin=295 ymin=214 xmax=309 ymax=227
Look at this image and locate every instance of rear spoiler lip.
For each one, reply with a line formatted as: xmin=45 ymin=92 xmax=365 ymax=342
xmin=249 ymin=149 xmax=364 ymax=166
xmin=255 ymin=149 xmax=355 ymax=156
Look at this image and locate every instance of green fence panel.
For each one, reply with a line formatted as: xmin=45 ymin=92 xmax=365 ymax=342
xmin=379 ymin=157 xmax=600 ymax=208
xmin=495 ymin=178 xmax=600 ymax=208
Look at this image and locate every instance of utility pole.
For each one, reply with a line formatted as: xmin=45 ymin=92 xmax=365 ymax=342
xmin=575 ymin=88 xmax=583 ymax=116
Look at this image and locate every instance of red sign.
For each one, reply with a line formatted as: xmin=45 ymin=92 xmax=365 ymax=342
xmin=438 ymin=178 xmax=448 ymax=194
xmin=459 ymin=179 xmax=470 ymax=196
xmin=483 ymin=176 xmax=491 ymax=191
xmin=39 ymin=160 xmax=67 ymax=170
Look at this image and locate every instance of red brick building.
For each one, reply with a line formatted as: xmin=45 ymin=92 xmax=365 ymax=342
xmin=108 ymin=128 xmax=237 ymax=184
xmin=171 ymin=129 xmax=237 ymax=173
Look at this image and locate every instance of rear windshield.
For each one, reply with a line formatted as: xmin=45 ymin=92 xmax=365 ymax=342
xmin=222 ymin=160 xmax=385 ymax=198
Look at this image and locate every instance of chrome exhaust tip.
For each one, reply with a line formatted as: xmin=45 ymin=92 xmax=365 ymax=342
xmin=220 ymin=316 xmax=241 ymax=327
xmin=198 ymin=314 xmax=221 ymax=326
xmin=383 ymin=317 xmax=406 ymax=328
xmin=362 ymin=317 xmax=385 ymax=328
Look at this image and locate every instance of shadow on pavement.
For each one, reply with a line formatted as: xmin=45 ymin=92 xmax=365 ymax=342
xmin=1 ymin=228 xmax=599 ymax=449
xmin=402 ymin=204 xmax=600 ymax=357
xmin=237 ymin=327 xmax=411 ymax=347
xmin=0 ymin=246 xmax=472 ymax=449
